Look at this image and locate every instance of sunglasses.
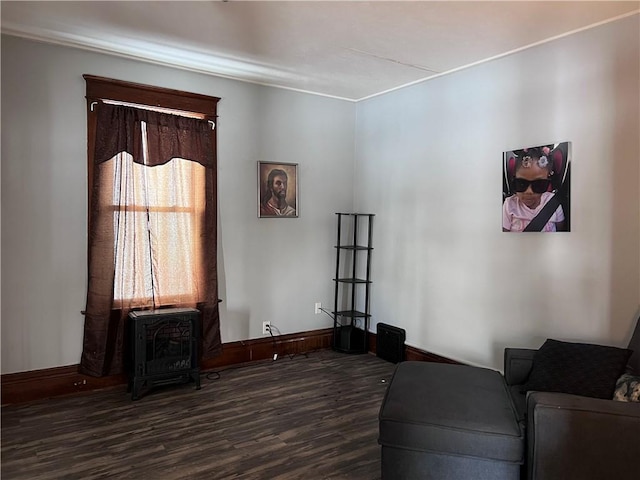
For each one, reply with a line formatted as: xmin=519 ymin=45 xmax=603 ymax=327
xmin=514 ymin=178 xmax=551 ymax=194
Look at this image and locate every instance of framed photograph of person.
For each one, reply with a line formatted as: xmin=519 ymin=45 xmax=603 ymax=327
xmin=502 ymin=141 xmax=571 ymax=232
xmin=258 ymin=162 xmax=299 ymax=218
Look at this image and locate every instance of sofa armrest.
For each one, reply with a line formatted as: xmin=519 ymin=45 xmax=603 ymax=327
xmin=526 ymin=391 xmax=640 ymax=480
xmin=504 ymin=348 xmax=536 ymax=386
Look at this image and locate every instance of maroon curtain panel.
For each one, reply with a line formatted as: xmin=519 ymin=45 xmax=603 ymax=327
xmin=81 ymin=103 xmax=221 ymax=377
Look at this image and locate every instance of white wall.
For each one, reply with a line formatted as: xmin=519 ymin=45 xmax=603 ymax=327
xmin=1 ymin=35 xmax=355 ymax=374
xmin=3 ymin=15 xmax=639 ymax=376
xmin=355 ymin=15 xmax=640 ymax=370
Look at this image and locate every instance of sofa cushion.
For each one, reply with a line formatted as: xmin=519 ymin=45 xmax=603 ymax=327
xmin=379 ymin=362 xmax=524 ymax=463
xmin=521 ymin=339 xmax=632 ymax=399
xmin=613 ymin=374 xmax=640 ymax=402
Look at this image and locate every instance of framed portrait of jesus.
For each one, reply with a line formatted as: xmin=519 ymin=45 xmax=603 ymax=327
xmin=257 ymin=162 xmax=299 ymax=218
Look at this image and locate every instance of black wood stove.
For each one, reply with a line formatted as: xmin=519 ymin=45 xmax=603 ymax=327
xmin=127 ymin=307 xmax=201 ymax=400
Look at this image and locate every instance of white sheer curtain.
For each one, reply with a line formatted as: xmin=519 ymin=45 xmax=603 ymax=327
xmin=102 ymin=153 xmax=205 ymax=309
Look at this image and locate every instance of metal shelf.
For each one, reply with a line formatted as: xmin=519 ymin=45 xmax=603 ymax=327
xmin=332 ymin=213 xmax=374 ymax=354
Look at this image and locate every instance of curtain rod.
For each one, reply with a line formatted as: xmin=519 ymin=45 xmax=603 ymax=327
xmin=89 ymin=101 xmax=216 ymax=129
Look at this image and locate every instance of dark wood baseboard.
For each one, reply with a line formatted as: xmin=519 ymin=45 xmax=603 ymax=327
xmin=1 ymin=365 xmax=129 ymax=407
xmin=1 ymin=328 xmax=333 ymax=406
xmin=367 ymin=331 xmax=462 ymax=364
xmin=200 ymin=327 xmax=334 ymax=371
xmin=404 ymin=345 xmax=462 ymax=364
xmin=2 ymin=328 xmax=458 ymax=406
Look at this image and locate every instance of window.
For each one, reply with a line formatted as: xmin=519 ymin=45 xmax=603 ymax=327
xmin=81 ymin=76 xmax=222 ymax=377
xmin=109 ymin=130 xmax=205 ymax=308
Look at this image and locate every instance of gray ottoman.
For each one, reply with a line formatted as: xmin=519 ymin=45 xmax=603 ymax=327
xmin=378 ymin=362 xmax=524 ymax=480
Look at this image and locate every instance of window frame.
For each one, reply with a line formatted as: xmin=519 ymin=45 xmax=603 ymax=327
xmin=84 ymin=75 xmax=220 ymax=226
xmin=84 ymin=75 xmax=220 ymax=305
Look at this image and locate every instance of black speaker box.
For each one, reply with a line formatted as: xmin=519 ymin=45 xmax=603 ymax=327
xmin=376 ymin=323 xmax=406 ymax=363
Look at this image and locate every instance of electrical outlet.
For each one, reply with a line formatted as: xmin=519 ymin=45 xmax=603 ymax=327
xmin=262 ymin=321 xmax=271 ymax=335
xmin=315 ymin=302 xmax=322 ymax=314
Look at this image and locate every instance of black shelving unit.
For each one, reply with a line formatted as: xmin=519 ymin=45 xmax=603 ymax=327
xmin=332 ymin=213 xmax=374 ymax=354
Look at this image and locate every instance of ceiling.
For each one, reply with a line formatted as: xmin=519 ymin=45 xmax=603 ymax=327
xmin=2 ymin=1 xmax=638 ymax=101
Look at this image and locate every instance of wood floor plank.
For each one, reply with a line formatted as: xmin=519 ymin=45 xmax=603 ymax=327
xmin=1 ymin=350 xmax=396 ymax=480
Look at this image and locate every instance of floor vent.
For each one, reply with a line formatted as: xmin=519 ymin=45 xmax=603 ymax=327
xmin=376 ymin=323 xmax=406 ymax=363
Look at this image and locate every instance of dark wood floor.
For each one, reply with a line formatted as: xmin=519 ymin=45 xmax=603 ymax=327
xmin=1 ymin=350 xmax=397 ymax=480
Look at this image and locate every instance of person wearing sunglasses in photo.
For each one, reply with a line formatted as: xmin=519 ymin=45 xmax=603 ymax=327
xmin=502 ymin=146 xmax=566 ymax=232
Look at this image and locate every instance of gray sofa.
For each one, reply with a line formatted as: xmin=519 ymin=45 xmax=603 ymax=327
xmin=379 ymin=318 xmax=640 ymax=480
xmin=505 ymin=342 xmax=640 ymax=480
